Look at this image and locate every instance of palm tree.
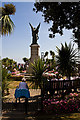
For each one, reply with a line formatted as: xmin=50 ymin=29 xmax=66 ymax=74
xmin=31 ymin=59 xmax=46 ymax=88
xmin=0 ymin=4 xmax=16 ymax=35
xmin=56 ymin=42 xmax=77 ymax=80
xmin=31 ymin=59 xmax=47 ymax=110
xmin=73 ymin=35 xmax=80 ymax=77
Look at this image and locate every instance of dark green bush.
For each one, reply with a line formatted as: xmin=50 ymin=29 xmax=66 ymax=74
xmin=2 ymin=68 xmax=10 ymax=96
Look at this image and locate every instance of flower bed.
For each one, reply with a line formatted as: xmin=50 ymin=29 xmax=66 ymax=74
xmin=43 ymin=93 xmax=80 ymax=114
xmin=43 ymin=69 xmax=66 ymax=80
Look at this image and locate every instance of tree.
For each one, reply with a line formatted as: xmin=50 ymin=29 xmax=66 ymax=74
xmin=50 ymin=50 xmax=56 ymax=68
xmin=50 ymin=51 xmax=54 ymax=58
xmin=34 ymin=2 xmax=80 ymax=76
xmin=33 ymin=2 xmax=80 ymax=41
xmin=44 ymin=51 xmax=48 ymax=59
xmin=50 ymin=50 xmax=55 ymax=62
xmin=2 ymin=57 xmax=18 ymax=72
xmin=0 ymin=4 xmax=16 ymax=35
xmin=56 ymin=42 xmax=77 ymax=80
xmin=44 ymin=51 xmax=49 ymax=67
xmin=22 ymin=57 xmax=29 ymax=64
xmin=23 ymin=57 xmax=29 ymax=70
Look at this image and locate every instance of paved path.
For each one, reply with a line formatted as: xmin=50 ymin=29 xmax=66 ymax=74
xmin=1 ymin=111 xmax=36 ymax=120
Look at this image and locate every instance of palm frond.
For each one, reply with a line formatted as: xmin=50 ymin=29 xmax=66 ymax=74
xmin=56 ymin=42 xmax=77 ymax=77
xmin=31 ymin=59 xmax=47 ymax=88
xmin=1 ymin=15 xmax=15 ymax=35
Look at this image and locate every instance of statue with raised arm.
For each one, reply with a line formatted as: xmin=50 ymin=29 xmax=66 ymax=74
xmin=29 ymin=23 xmax=41 ymax=44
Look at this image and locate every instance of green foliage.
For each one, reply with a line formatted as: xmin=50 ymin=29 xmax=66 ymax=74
xmin=0 ymin=3 xmax=16 ymax=35
xmin=31 ymin=59 xmax=46 ymax=89
xmin=2 ymin=57 xmax=18 ymax=72
xmin=56 ymin=42 xmax=77 ymax=78
xmin=1 ymin=15 xmax=15 ymax=35
xmin=44 ymin=51 xmax=48 ymax=58
xmin=22 ymin=57 xmax=29 ymax=64
xmin=50 ymin=50 xmax=55 ymax=66
xmin=34 ymin=2 xmax=80 ymax=40
xmin=44 ymin=51 xmax=56 ymax=70
xmin=50 ymin=51 xmax=55 ymax=58
xmin=2 ymin=4 xmax=16 ymax=16
xmin=2 ymin=67 xmax=10 ymax=96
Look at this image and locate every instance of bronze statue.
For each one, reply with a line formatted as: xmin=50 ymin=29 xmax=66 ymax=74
xmin=29 ymin=23 xmax=41 ymax=44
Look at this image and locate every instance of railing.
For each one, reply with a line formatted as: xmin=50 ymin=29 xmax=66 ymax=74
xmin=51 ymin=79 xmax=80 ymax=90
xmin=43 ymin=79 xmax=80 ymax=94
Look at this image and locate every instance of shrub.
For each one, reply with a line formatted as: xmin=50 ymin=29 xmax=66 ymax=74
xmin=43 ymin=93 xmax=80 ymax=114
xmin=2 ymin=68 xmax=11 ymax=96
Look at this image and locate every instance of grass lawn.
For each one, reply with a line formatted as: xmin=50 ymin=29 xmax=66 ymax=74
xmin=8 ymin=80 xmax=33 ymax=89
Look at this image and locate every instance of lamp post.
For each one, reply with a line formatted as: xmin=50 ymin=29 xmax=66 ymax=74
xmin=41 ymin=52 xmax=44 ymax=61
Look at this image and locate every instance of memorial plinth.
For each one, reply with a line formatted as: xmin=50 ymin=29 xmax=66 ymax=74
xmin=30 ymin=44 xmax=40 ymax=62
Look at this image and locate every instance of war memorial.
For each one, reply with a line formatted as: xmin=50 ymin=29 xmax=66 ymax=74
xmin=29 ymin=23 xmax=41 ymax=63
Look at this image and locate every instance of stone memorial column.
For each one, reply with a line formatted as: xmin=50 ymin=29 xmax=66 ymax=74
xmin=30 ymin=44 xmax=40 ymax=62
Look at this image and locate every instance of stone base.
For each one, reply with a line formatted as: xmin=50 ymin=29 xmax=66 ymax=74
xmin=30 ymin=44 xmax=40 ymax=63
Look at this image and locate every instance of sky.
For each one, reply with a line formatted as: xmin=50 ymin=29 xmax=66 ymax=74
xmin=2 ymin=2 xmax=78 ymax=63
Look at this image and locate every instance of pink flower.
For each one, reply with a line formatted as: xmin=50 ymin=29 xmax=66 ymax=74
xmin=54 ymin=72 xmax=58 ymax=74
xmin=56 ymin=101 xmax=59 ymax=104
xmin=43 ymin=101 xmax=45 ymax=103
xmin=50 ymin=99 xmax=53 ymax=102
xmin=48 ymin=103 xmax=51 ymax=105
xmin=46 ymin=101 xmax=48 ymax=104
xmin=48 ymin=71 xmax=51 ymax=73
xmin=48 ymin=99 xmax=50 ymax=101
xmin=70 ymin=93 xmax=73 ymax=96
xmin=51 ymin=102 xmax=54 ymax=104
xmin=60 ymin=100 xmax=64 ymax=103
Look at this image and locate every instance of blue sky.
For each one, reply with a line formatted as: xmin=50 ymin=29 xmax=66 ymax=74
xmin=2 ymin=2 xmax=77 ymax=63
